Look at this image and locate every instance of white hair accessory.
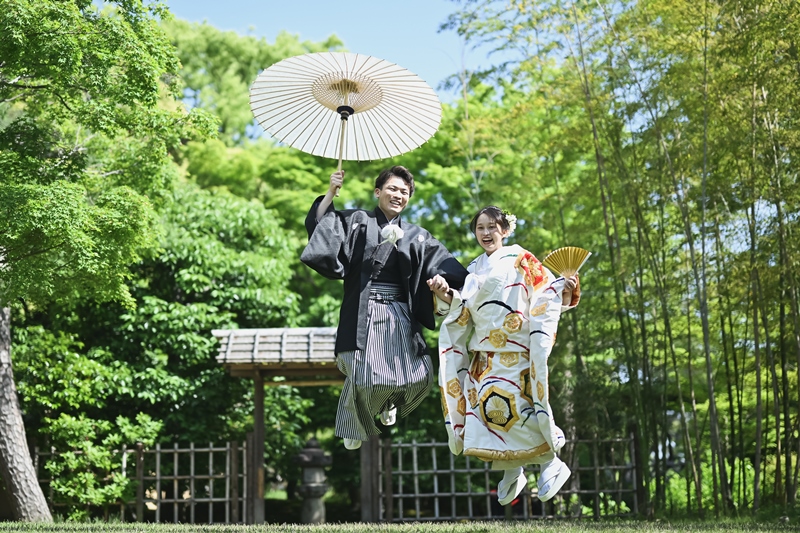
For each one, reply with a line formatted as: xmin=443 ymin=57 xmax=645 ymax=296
xmin=504 ymin=212 xmax=517 ymax=234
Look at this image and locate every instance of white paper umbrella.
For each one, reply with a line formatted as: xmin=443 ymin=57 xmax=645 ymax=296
xmin=249 ymin=52 xmax=442 ymax=170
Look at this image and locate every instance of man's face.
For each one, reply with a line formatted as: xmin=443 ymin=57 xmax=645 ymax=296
xmin=375 ymin=176 xmax=410 ymax=219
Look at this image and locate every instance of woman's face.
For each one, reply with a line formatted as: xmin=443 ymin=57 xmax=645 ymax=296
xmin=474 ymin=213 xmax=508 ymax=256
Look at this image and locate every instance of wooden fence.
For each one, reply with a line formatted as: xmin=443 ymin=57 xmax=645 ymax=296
xmin=34 ymin=440 xmax=249 ymax=523
xmin=363 ymin=436 xmax=638 ymax=522
xmin=34 ymin=435 xmax=636 ymax=523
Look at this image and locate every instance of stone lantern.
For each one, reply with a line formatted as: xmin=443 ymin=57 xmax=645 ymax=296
xmin=293 ymin=438 xmax=333 ymax=524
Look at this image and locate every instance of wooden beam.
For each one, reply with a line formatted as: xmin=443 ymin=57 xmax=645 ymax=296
xmin=226 ymin=366 xmax=344 ymax=380
xmin=383 ymin=438 xmax=393 ymax=521
xmin=253 ymin=372 xmax=265 ymax=524
xmin=360 ymin=436 xmax=381 ymax=522
xmin=224 ymin=362 xmax=339 ymax=371
xmin=263 ymin=379 xmax=344 ymax=388
xmin=245 ymin=432 xmax=254 ymax=524
xmin=230 ymin=440 xmax=239 ymax=524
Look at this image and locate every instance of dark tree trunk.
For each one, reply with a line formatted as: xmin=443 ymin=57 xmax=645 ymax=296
xmin=0 ymin=307 xmax=52 ymax=521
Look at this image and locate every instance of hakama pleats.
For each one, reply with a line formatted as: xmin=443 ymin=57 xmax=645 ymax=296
xmin=335 ymin=284 xmax=433 ymax=440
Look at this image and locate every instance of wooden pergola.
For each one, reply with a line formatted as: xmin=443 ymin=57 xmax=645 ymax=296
xmin=214 ymin=326 xmax=342 ymax=385
xmin=213 ymin=327 xmax=342 ymax=523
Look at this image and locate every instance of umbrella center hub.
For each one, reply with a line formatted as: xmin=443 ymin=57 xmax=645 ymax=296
xmin=311 ymin=73 xmax=383 ymax=114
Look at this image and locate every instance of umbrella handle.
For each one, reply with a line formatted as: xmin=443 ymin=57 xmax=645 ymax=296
xmin=335 ymin=106 xmax=354 ymax=198
xmin=335 ymin=121 xmax=343 ymax=198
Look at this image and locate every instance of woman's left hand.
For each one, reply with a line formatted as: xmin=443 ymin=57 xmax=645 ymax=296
xmin=562 ymin=274 xmax=580 ymax=306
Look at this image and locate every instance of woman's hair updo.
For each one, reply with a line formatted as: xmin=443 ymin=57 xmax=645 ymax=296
xmin=469 ymin=206 xmax=511 ymax=234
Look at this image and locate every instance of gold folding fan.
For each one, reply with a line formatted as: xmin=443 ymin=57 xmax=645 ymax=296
xmin=542 ymin=246 xmax=592 ymax=277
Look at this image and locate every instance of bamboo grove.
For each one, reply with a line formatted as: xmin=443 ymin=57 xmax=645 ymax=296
xmin=441 ymin=0 xmax=800 ymax=518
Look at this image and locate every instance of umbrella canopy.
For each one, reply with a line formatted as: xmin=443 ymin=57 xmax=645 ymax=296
xmin=250 ymin=52 xmax=442 ymax=164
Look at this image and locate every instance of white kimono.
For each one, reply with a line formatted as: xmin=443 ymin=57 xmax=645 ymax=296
xmin=438 ymin=244 xmax=579 ymax=469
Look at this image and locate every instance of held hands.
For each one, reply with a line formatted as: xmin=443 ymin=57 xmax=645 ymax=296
xmin=427 ymin=274 xmax=453 ymax=304
xmin=562 ymin=274 xmax=580 ymax=306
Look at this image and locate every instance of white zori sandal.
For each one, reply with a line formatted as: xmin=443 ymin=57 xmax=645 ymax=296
xmin=497 ymin=467 xmax=527 ymax=506
xmin=343 ymin=438 xmax=362 ymax=450
xmin=537 ymin=456 xmax=571 ymax=501
xmin=380 ymin=406 xmax=397 ymax=426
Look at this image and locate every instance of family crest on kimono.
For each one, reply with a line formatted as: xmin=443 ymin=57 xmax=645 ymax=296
xmin=301 ymin=166 xmax=469 ymax=450
xmin=428 ymin=206 xmax=581 ymax=505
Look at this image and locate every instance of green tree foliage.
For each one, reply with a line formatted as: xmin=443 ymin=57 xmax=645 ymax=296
xmin=43 ymin=413 xmax=162 ymax=521
xmin=1 ymin=1 xmax=316 ymax=518
xmin=0 ymin=0 xmax=214 ymax=520
xmin=161 ymin=19 xmax=352 ymax=236
xmin=13 ymin=182 xmax=312 ymax=515
xmin=0 ymin=0 xmax=215 ymax=307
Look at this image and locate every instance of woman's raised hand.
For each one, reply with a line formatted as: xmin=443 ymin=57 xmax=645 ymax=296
xmin=562 ymin=274 xmax=580 ymax=306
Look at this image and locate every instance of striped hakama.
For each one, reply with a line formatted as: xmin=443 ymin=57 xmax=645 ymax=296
xmin=335 ymin=283 xmax=433 ymax=440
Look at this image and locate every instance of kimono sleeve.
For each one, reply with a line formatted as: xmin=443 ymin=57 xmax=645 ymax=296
xmin=424 ymin=237 xmax=469 ymax=290
xmin=304 ymin=195 xmax=335 ymax=238
xmin=411 ymin=235 xmax=469 ymax=331
xmin=438 ymin=289 xmax=472 ymax=455
xmin=521 ymin=253 xmax=569 ymax=456
xmin=300 ymin=209 xmax=360 ymax=281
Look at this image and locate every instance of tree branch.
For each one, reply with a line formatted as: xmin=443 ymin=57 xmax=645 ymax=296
xmin=4 ymin=241 xmax=67 ymax=263
xmin=0 ymin=81 xmax=50 ymax=90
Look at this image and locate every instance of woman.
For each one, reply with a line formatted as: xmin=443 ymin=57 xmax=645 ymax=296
xmin=427 ymin=206 xmax=580 ymax=505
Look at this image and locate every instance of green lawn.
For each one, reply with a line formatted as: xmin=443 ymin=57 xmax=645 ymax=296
xmin=0 ymin=521 xmax=795 ymax=533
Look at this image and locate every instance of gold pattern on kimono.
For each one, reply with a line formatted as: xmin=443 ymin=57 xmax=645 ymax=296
xmin=457 ymin=395 xmax=467 ymax=416
xmin=486 ymin=396 xmax=510 ymax=424
xmin=470 ymin=351 xmax=493 ymax=381
xmin=531 ymin=303 xmax=547 ymax=317
xmin=446 ymin=378 xmax=462 ymax=398
xmin=499 ymin=352 xmax=520 ymax=368
xmin=537 ymin=381 xmax=545 ymax=401
xmin=519 ymin=368 xmax=533 ymax=406
xmin=488 ymin=328 xmax=508 ymax=348
xmin=464 ymin=442 xmax=552 ymax=463
xmin=467 ymin=387 xmax=478 ymax=408
xmin=456 ymin=306 xmax=471 ymax=326
xmin=440 ymin=386 xmax=448 ymax=417
xmin=479 ymin=386 xmax=520 ymax=432
xmin=503 ymin=313 xmax=523 ymax=333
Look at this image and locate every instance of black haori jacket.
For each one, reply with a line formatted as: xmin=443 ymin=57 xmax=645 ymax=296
xmin=301 ymin=196 xmax=468 ymax=355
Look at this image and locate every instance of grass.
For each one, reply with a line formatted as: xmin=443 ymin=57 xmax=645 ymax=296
xmin=0 ymin=520 xmax=795 ymax=533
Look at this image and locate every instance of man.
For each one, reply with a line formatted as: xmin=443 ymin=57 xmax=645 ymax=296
xmin=301 ymin=166 xmax=468 ymax=449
